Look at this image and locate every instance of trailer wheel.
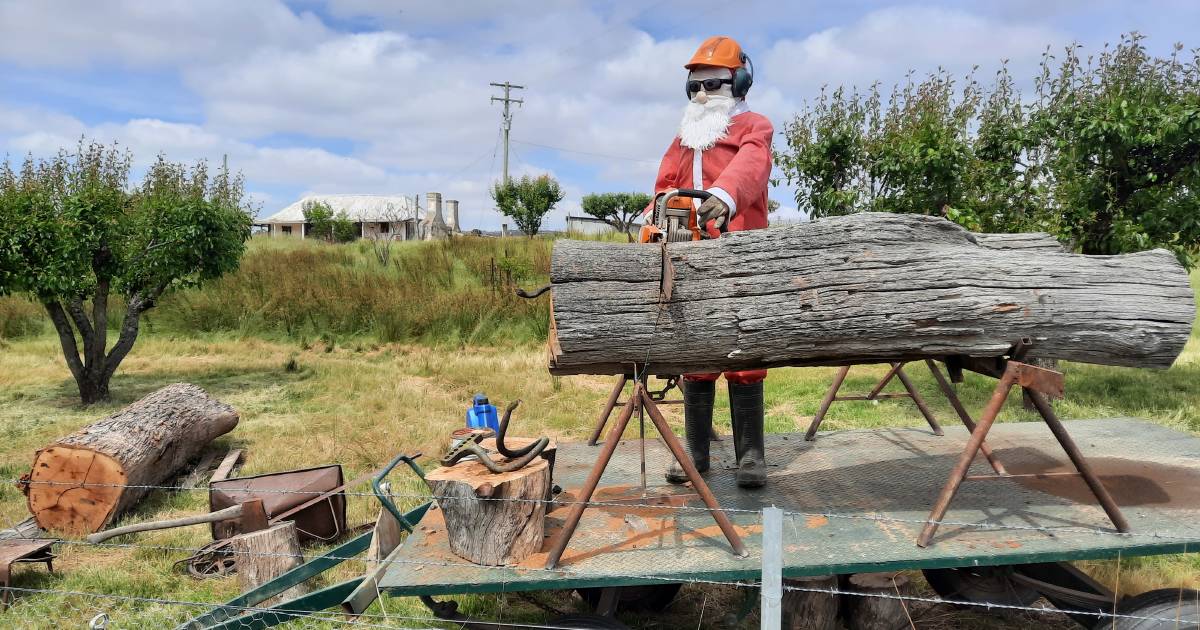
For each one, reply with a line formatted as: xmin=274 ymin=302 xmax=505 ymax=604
xmin=1092 ymin=588 xmax=1200 ymax=629
xmin=546 ymin=613 xmax=631 ymax=629
xmin=922 ymin=567 xmax=1041 ymax=608
xmin=576 ymin=583 xmax=682 ymax=612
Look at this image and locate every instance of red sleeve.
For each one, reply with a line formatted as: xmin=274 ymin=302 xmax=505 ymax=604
xmin=711 ymin=114 xmax=773 ymax=214
xmin=645 ymin=139 xmax=684 ymax=216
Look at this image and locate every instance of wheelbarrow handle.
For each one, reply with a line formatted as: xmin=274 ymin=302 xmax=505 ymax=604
xmin=371 ymin=451 xmax=425 ymax=533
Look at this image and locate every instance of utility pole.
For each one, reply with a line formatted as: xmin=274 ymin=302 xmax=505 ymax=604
xmin=489 ymin=81 xmax=524 ymax=185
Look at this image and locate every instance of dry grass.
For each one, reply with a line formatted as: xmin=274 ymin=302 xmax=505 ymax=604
xmin=0 ymin=250 xmax=1195 ymax=628
xmin=1 ymin=326 xmax=1198 ymax=627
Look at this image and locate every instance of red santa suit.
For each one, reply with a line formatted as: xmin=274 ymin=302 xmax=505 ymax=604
xmin=649 ymin=100 xmax=773 ymax=384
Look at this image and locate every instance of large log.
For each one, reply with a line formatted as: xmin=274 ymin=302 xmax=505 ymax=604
xmin=548 ymin=213 xmax=1195 ymax=376
xmin=24 ymin=383 xmax=239 ymax=535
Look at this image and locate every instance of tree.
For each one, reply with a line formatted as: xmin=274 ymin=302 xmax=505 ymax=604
xmin=0 ymin=142 xmax=252 ymax=404
xmin=331 ymin=210 xmax=357 ymax=243
xmin=580 ymin=192 xmax=651 ymax=241
xmin=491 ymin=175 xmax=563 ymax=237
xmin=1034 ymin=34 xmax=1200 ymax=260
xmin=369 ymin=200 xmax=416 ymax=266
xmin=302 ymin=200 xmax=335 ymax=241
xmin=775 ymin=34 xmax=1200 ymax=265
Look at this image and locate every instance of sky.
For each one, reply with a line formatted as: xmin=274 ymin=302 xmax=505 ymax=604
xmin=1 ymin=1 xmax=1198 ymax=230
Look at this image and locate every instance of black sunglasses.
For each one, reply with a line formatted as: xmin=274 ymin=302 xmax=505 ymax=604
xmin=687 ymin=78 xmax=733 ymax=93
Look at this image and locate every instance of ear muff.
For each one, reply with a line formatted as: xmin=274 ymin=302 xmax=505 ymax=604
xmin=732 ymin=52 xmax=754 ymax=98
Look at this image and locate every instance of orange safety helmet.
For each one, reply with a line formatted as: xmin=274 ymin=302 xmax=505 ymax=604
xmin=685 ymin=36 xmax=754 ymax=98
xmin=685 ymin=36 xmax=745 ymax=70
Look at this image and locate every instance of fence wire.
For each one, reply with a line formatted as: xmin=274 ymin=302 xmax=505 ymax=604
xmin=4 ymin=473 xmax=1200 ymax=628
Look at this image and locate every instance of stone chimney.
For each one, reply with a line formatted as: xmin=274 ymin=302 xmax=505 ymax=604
xmin=501 ymin=223 xmax=509 ymax=237
xmin=425 ymin=192 xmax=444 ymax=226
xmin=445 ymin=199 xmax=460 ymax=232
xmin=423 ymin=192 xmax=447 ymax=239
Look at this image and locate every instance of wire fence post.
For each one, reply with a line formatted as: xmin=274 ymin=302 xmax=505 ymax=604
xmin=761 ymin=505 xmax=783 ymax=630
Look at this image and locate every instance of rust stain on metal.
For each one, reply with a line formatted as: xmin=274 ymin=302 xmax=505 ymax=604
xmin=1009 ymin=456 xmax=1200 ymax=507
xmin=805 ymin=515 xmax=828 ymax=529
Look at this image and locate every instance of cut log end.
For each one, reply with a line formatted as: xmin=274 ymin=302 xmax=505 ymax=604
xmin=426 ymin=454 xmax=552 ymax=566
xmin=27 ymin=447 xmax=126 ymax=536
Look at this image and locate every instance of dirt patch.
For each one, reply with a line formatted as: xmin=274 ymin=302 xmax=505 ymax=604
xmin=1008 ymin=456 xmax=1200 ymax=507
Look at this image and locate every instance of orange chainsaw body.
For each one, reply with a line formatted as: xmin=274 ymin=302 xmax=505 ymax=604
xmin=639 ymin=193 xmax=703 ymax=243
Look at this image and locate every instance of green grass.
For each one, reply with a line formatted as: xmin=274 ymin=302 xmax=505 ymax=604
xmin=0 ymin=245 xmax=1195 ymax=628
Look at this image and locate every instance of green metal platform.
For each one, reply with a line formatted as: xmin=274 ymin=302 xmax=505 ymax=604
xmin=379 ymin=418 xmax=1200 ymax=596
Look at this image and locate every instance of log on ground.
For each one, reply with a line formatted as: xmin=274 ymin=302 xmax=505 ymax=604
xmin=548 ymin=213 xmax=1195 ymax=376
xmin=425 ymin=453 xmax=551 ymax=566
xmin=24 ymin=383 xmax=239 ymax=535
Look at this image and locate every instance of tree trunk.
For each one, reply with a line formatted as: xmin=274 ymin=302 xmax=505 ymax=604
xmin=843 ymin=572 xmax=913 ymax=630
xmin=230 ymin=521 xmax=309 ymax=606
xmin=547 ymin=213 xmax=1194 ymax=376
xmin=24 ymin=383 xmax=239 ymax=535
xmin=425 ymin=455 xmax=551 ymax=566
xmin=782 ymin=575 xmax=840 ymax=630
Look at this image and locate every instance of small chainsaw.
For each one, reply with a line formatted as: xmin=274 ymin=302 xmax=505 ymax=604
xmin=638 ymin=188 xmax=726 ymax=243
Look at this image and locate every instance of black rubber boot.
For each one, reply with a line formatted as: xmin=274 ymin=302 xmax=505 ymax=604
xmin=729 ymin=381 xmax=767 ymax=488
xmin=665 ymin=380 xmax=715 ymax=484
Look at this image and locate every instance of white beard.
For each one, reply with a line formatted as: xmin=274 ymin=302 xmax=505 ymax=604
xmin=678 ymin=95 xmax=736 ymax=151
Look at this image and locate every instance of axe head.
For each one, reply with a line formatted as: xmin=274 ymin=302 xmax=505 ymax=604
xmin=231 ymin=498 xmax=269 ymax=535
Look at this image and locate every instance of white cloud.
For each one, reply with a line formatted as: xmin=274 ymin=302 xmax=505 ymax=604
xmin=0 ymin=0 xmax=329 ymax=68
xmin=0 ymin=2 xmax=1150 ymax=230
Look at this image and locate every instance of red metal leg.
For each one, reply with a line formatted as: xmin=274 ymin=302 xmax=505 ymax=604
xmin=806 ymin=366 xmax=850 ymax=441
xmin=588 ymin=374 xmax=628 ymax=446
xmin=918 ymin=371 xmax=1016 ymax=547
xmin=894 ymin=363 xmax=944 ymax=436
xmin=1025 ymin=389 xmax=1130 ymax=533
xmin=866 ymin=362 xmax=905 ymax=399
xmin=639 ymin=387 xmax=747 ymax=558
xmin=546 ymin=396 xmax=637 ymax=569
xmin=924 ymin=359 xmax=1006 ymax=474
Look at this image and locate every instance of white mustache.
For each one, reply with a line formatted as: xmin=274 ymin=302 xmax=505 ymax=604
xmin=679 ymin=95 xmax=735 ymax=151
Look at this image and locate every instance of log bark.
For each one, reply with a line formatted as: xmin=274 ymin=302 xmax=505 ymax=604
xmin=844 ymin=572 xmax=913 ymax=630
xmin=24 ymin=383 xmax=239 ymax=535
xmin=782 ymin=575 xmax=840 ymax=630
xmin=425 ymin=454 xmax=551 ymax=566
xmin=230 ymin=521 xmax=309 ymax=606
xmin=548 ymin=213 xmax=1194 ymax=376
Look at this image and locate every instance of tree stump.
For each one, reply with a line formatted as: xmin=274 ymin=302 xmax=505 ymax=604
xmin=24 ymin=383 xmax=238 ymax=535
xmin=425 ymin=454 xmax=551 ymax=566
xmin=782 ymin=574 xmax=839 ymax=630
xmin=230 ymin=521 xmax=309 ymax=606
xmin=844 ymin=572 xmax=913 ymax=630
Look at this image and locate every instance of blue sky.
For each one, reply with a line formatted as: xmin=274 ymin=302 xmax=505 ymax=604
xmin=2 ymin=1 xmax=1198 ymax=229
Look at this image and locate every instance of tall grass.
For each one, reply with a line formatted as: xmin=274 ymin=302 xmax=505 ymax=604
xmin=0 ymin=295 xmax=43 ymax=339
xmin=151 ymin=236 xmax=552 ymax=345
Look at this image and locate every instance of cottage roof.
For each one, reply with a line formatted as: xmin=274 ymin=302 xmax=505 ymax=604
xmin=264 ymin=194 xmax=416 ymax=223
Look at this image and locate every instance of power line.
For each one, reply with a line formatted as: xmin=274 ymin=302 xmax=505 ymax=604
xmin=511 ymin=139 xmax=659 ymax=164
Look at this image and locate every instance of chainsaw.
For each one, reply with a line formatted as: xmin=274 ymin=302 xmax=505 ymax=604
xmin=638 ymin=188 xmax=727 ymax=243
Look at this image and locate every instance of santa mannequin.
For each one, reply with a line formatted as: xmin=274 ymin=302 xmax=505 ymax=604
xmin=652 ymin=36 xmax=773 ymax=488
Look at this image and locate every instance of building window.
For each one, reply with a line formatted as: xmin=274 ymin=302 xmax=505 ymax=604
xmin=282 ymin=226 xmax=292 ymax=235
xmin=380 ymin=222 xmax=390 ymax=234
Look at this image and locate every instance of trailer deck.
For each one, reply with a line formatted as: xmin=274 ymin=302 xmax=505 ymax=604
xmin=379 ymin=418 xmax=1200 ymax=596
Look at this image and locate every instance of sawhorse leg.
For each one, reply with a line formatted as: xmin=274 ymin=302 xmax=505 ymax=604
xmin=805 ymin=366 xmax=849 ymax=440
xmin=805 ymin=363 xmax=942 ymax=440
xmin=588 ymin=374 xmax=628 ymax=446
xmin=924 ymin=359 xmax=1006 ymax=475
xmin=546 ymin=383 xmax=747 ymax=569
xmin=917 ymin=361 xmax=1129 ymax=547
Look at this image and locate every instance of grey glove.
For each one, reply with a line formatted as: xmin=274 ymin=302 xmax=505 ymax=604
xmin=696 ymin=195 xmax=730 ymax=230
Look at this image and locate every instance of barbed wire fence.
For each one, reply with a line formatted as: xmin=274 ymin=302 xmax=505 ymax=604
xmin=2 ymin=477 xmax=1198 ymax=629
